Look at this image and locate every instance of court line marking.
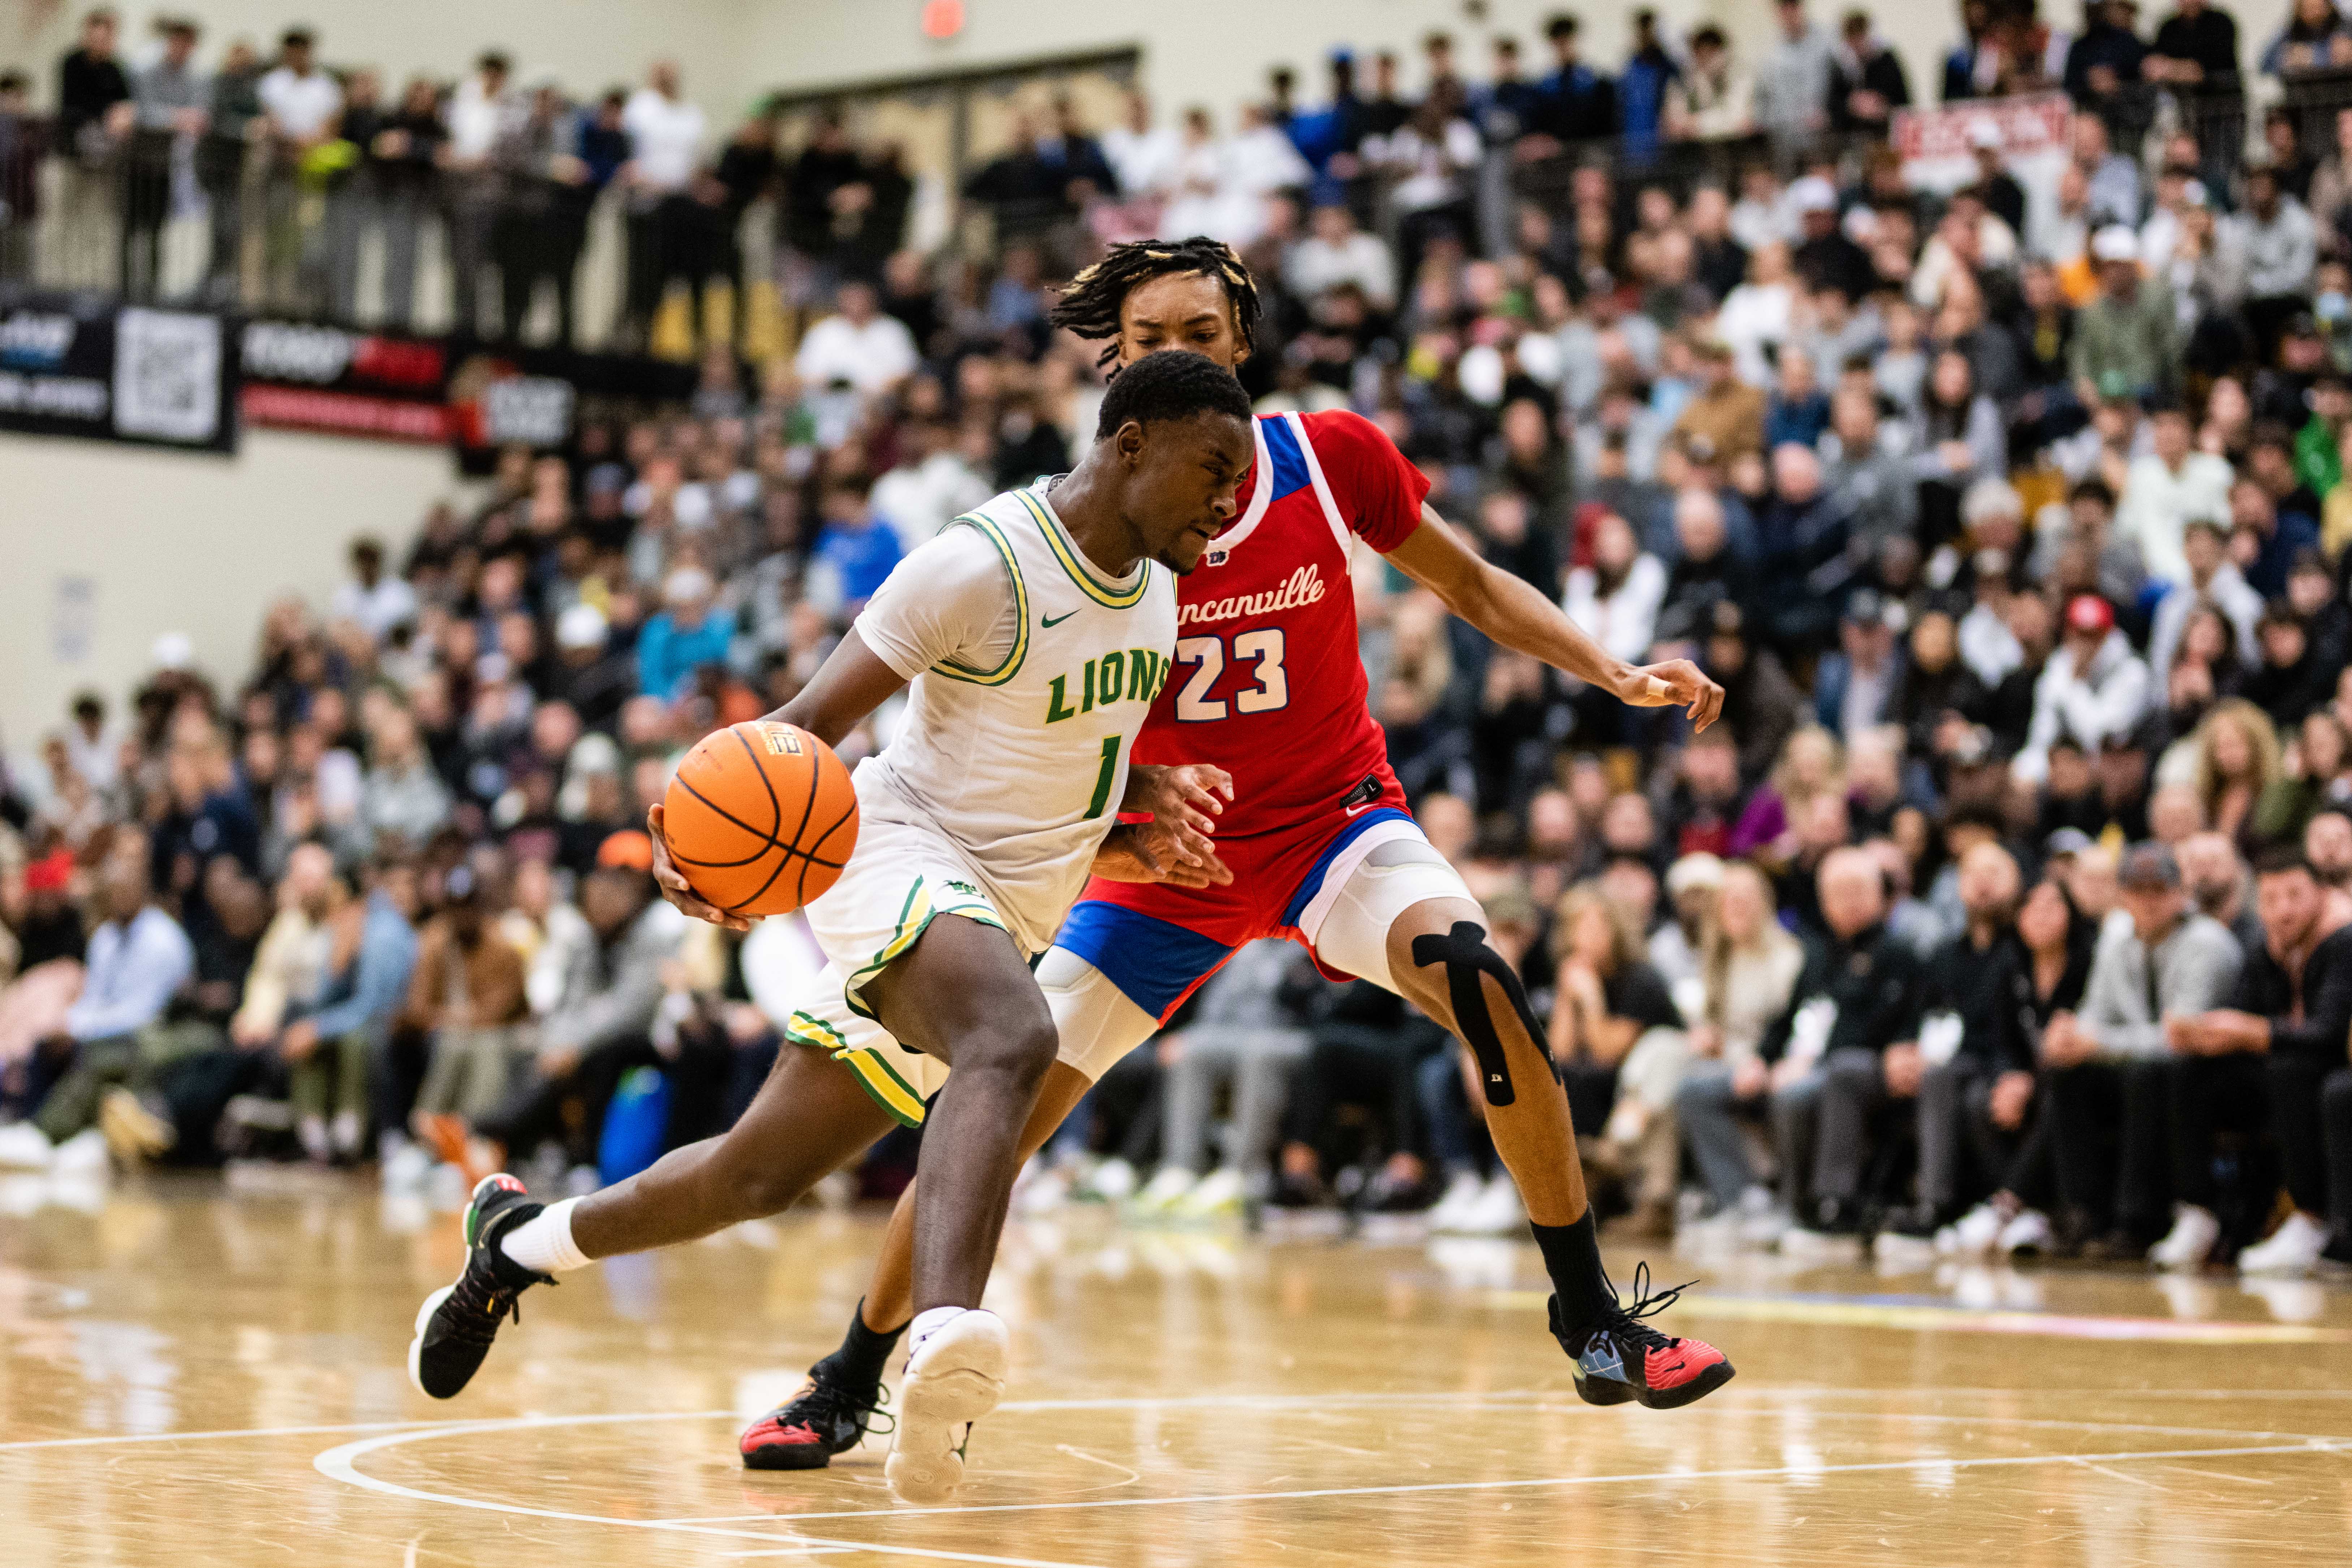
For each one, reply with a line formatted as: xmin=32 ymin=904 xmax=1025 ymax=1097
xmin=0 ymin=1414 xmax=570 ymax=1454
xmin=313 ymin=1415 xmax=1111 ymax=1568
xmin=308 ymin=1402 xmax=2351 ymax=1539
xmin=13 ymin=1382 xmax=2347 ymax=1456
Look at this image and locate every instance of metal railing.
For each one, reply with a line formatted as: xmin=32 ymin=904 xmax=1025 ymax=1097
xmin=7 ymin=129 xmax=776 ymax=356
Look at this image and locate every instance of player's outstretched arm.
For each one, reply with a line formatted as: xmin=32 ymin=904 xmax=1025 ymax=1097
xmin=647 ymin=631 xmax=910 ymax=930
xmin=1383 ymin=505 xmax=1723 ymax=733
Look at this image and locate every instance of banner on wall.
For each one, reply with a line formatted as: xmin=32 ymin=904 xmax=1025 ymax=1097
xmin=1891 ymin=91 xmax=2074 ymax=193
xmin=448 ymin=343 xmax=697 ymax=474
xmin=237 ymin=320 xmax=452 ymax=442
xmin=0 ymin=296 xmax=239 ymax=452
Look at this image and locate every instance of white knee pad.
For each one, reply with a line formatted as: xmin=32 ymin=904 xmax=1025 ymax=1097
xmin=1037 ymin=946 xmax=1161 ymax=1082
xmin=1303 ymin=839 xmax=1479 ymax=994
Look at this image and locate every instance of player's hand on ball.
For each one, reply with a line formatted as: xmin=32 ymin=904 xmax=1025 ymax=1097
xmin=646 ymin=804 xmax=755 ymax=931
xmin=1619 ymin=658 xmax=1724 ymax=732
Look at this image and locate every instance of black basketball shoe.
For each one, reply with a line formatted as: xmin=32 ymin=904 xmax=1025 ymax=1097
xmin=1550 ymin=1262 xmax=1735 ymax=1411
xmin=408 ymin=1173 xmax=553 ymax=1399
xmin=740 ymin=1373 xmax=892 ymax=1470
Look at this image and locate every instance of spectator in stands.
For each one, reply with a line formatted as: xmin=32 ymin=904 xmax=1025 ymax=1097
xmin=2075 ymin=229 xmax=2183 ymax=412
xmin=1674 ymin=861 xmax=1805 ymax=1233
xmin=122 ymin=17 xmax=206 ymax=302
xmin=1528 ymin=14 xmax=1617 ymax=152
xmin=55 ymin=7 xmax=132 ymax=286
xmin=255 ymin=28 xmax=341 ymax=309
xmin=619 ymin=60 xmax=708 ymax=347
xmin=360 ymin=701 xmax=452 ymax=851
xmin=2119 ymin=397 xmax=2232 ymax=585
xmin=794 ymin=278 xmax=919 ymax=396
xmin=1142 ymin=939 xmax=1313 ymax=1217
xmin=404 ymin=862 xmax=532 ymax=1160
xmin=2017 ymin=593 xmax=2150 ymax=781
xmin=0 ymin=841 xmax=189 ymax=1169
xmin=1829 ymin=12 xmax=1912 ymax=139
xmin=2147 ymin=0 xmax=2242 ymax=98
xmin=1894 ymin=841 xmax=2034 ymax=1237
xmin=1668 ymin=27 xmax=1754 ymax=145
xmin=2237 ymin=163 xmax=2320 ymax=356
xmin=2213 ymin=848 xmax=2352 ymax=1272
xmin=1286 ymin=202 xmax=1396 ymax=313
xmin=331 ymin=537 xmax=419 ymax=643
xmin=468 ymin=833 xmax=680 ymax=1180
xmin=2041 ymin=840 xmax=2243 ymax=1259
xmin=1757 ymin=844 xmax=1929 ymax=1239
xmin=1754 ymin=0 xmax=1836 ymax=155
xmin=635 ymin=567 xmax=731 ymax=703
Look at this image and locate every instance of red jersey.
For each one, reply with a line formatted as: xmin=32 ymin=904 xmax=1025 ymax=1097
xmin=1133 ymin=408 xmax=1428 ymax=838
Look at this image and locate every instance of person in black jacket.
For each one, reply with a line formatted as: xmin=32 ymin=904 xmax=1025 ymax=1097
xmin=1529 ymin=14 xmax=1619 ymax=149
xmin=1829 ymin=13 xmax=1913 ymax=139
xmin=1763 ymin=845 xmax=1929 ymax=1234
xmin=2175 ymin=848 xmax=2352 ymax=1271
xmin=1939 ymin=871 xmax=2100 ymax=1254
xmin=1888 ymin=841 xmax=2034 ymax=1235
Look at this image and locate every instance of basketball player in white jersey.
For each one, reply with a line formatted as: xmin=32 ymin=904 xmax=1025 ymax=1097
xmin=408 ymin=350 xmax=1255 ymax=1505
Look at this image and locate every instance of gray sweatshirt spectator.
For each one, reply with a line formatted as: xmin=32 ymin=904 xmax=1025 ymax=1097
xmin=2235 ymin=183 xmax=2318 ymax=300
xmin=539 ymin=895 xmax=682 ymax=1054
xmin=1754 ymin=1 xmax=1836 ymax=143
xmin=2077 ymin=899 xmax=2242 ymax=1059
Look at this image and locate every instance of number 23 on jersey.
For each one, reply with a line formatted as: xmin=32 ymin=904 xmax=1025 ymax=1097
xmin=1172 ymin=629 xmax=1289 ymax=722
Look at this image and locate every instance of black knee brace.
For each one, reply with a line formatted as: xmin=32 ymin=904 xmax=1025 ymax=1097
xmin=1410 ymin=920 xmax=1549 ymax=1107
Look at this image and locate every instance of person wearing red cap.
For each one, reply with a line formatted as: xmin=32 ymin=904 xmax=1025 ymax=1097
xmin=2015 ymin=592 xmax=2150 ymax=785
xmin=15 ymin=853 xmax=86 ymax=971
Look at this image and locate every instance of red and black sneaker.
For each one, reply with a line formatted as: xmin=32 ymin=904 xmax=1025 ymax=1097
xmin=1549 ymin=1262 xmax=1734 ymax=1411
xmin=740 ymin=1374 xmax=892 ymax=1471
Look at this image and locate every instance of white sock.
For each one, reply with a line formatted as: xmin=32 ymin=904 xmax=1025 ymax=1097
xmin=499 ymin=1196 xmax=592 ymax=1273
xmin=907 ymin=1304 xmax=970 ymax=1354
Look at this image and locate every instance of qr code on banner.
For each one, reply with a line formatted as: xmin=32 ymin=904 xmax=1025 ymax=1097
xmin=113 ymin=308 xmax=222 ymax=443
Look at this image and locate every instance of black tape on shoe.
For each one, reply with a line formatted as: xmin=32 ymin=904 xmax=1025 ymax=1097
xmin=1410 ymin=920 xmax=1549 ymax=1108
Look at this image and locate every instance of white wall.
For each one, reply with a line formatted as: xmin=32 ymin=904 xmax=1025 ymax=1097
xmin=0 ymin=430 xmax=455 ymax=747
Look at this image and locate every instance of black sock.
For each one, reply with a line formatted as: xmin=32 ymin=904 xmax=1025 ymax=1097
xmin=1531 ymin=1211 xmax=1613 ymax=1337
xmin=811 ymin=1298 xmax=906 ymax=1391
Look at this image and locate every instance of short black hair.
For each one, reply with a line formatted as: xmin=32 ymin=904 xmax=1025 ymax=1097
xmin=1092 ymin=349 xmax=1252 ymax=442
xmin=2255 ymin=844 xmax=2313 ymax=878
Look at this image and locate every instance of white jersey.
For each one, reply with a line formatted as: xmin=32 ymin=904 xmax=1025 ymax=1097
xmin=847 ymin=480 xmax=1178 ymax=953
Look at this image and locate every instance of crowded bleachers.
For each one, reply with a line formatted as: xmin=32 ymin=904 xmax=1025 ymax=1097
xmin=5 ymin=0 xmax=2352 ymax=1281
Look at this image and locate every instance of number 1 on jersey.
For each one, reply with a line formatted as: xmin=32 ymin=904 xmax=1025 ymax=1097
xmin=1084 ymin=735 xmax=1120 ymax=818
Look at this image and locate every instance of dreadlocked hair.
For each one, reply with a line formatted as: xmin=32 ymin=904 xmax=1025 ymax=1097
xmin=1050 ymin=236 xmax=1262 ymax=372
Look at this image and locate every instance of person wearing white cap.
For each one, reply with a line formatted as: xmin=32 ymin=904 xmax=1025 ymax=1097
xmin=2069 ymin=222 xmax=2181 ymax=408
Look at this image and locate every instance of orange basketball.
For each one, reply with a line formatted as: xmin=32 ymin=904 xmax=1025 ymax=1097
xmin=659 ymin=720 xmax=860 ymax=917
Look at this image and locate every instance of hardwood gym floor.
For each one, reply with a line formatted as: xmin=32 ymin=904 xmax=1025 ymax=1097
xmin=3 ymin=1173 xmax=2348 ymax=1566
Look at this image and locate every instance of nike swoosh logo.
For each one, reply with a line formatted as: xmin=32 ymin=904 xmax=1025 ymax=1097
xmin=1042 ymin=611 xmax=1078 ymax=628
xmin=1345 ymin=802 xmax=1371 ymax=816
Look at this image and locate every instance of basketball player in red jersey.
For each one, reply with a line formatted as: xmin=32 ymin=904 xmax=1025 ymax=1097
xmin=731 ymin=239 xmax=1735 ymax=1473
